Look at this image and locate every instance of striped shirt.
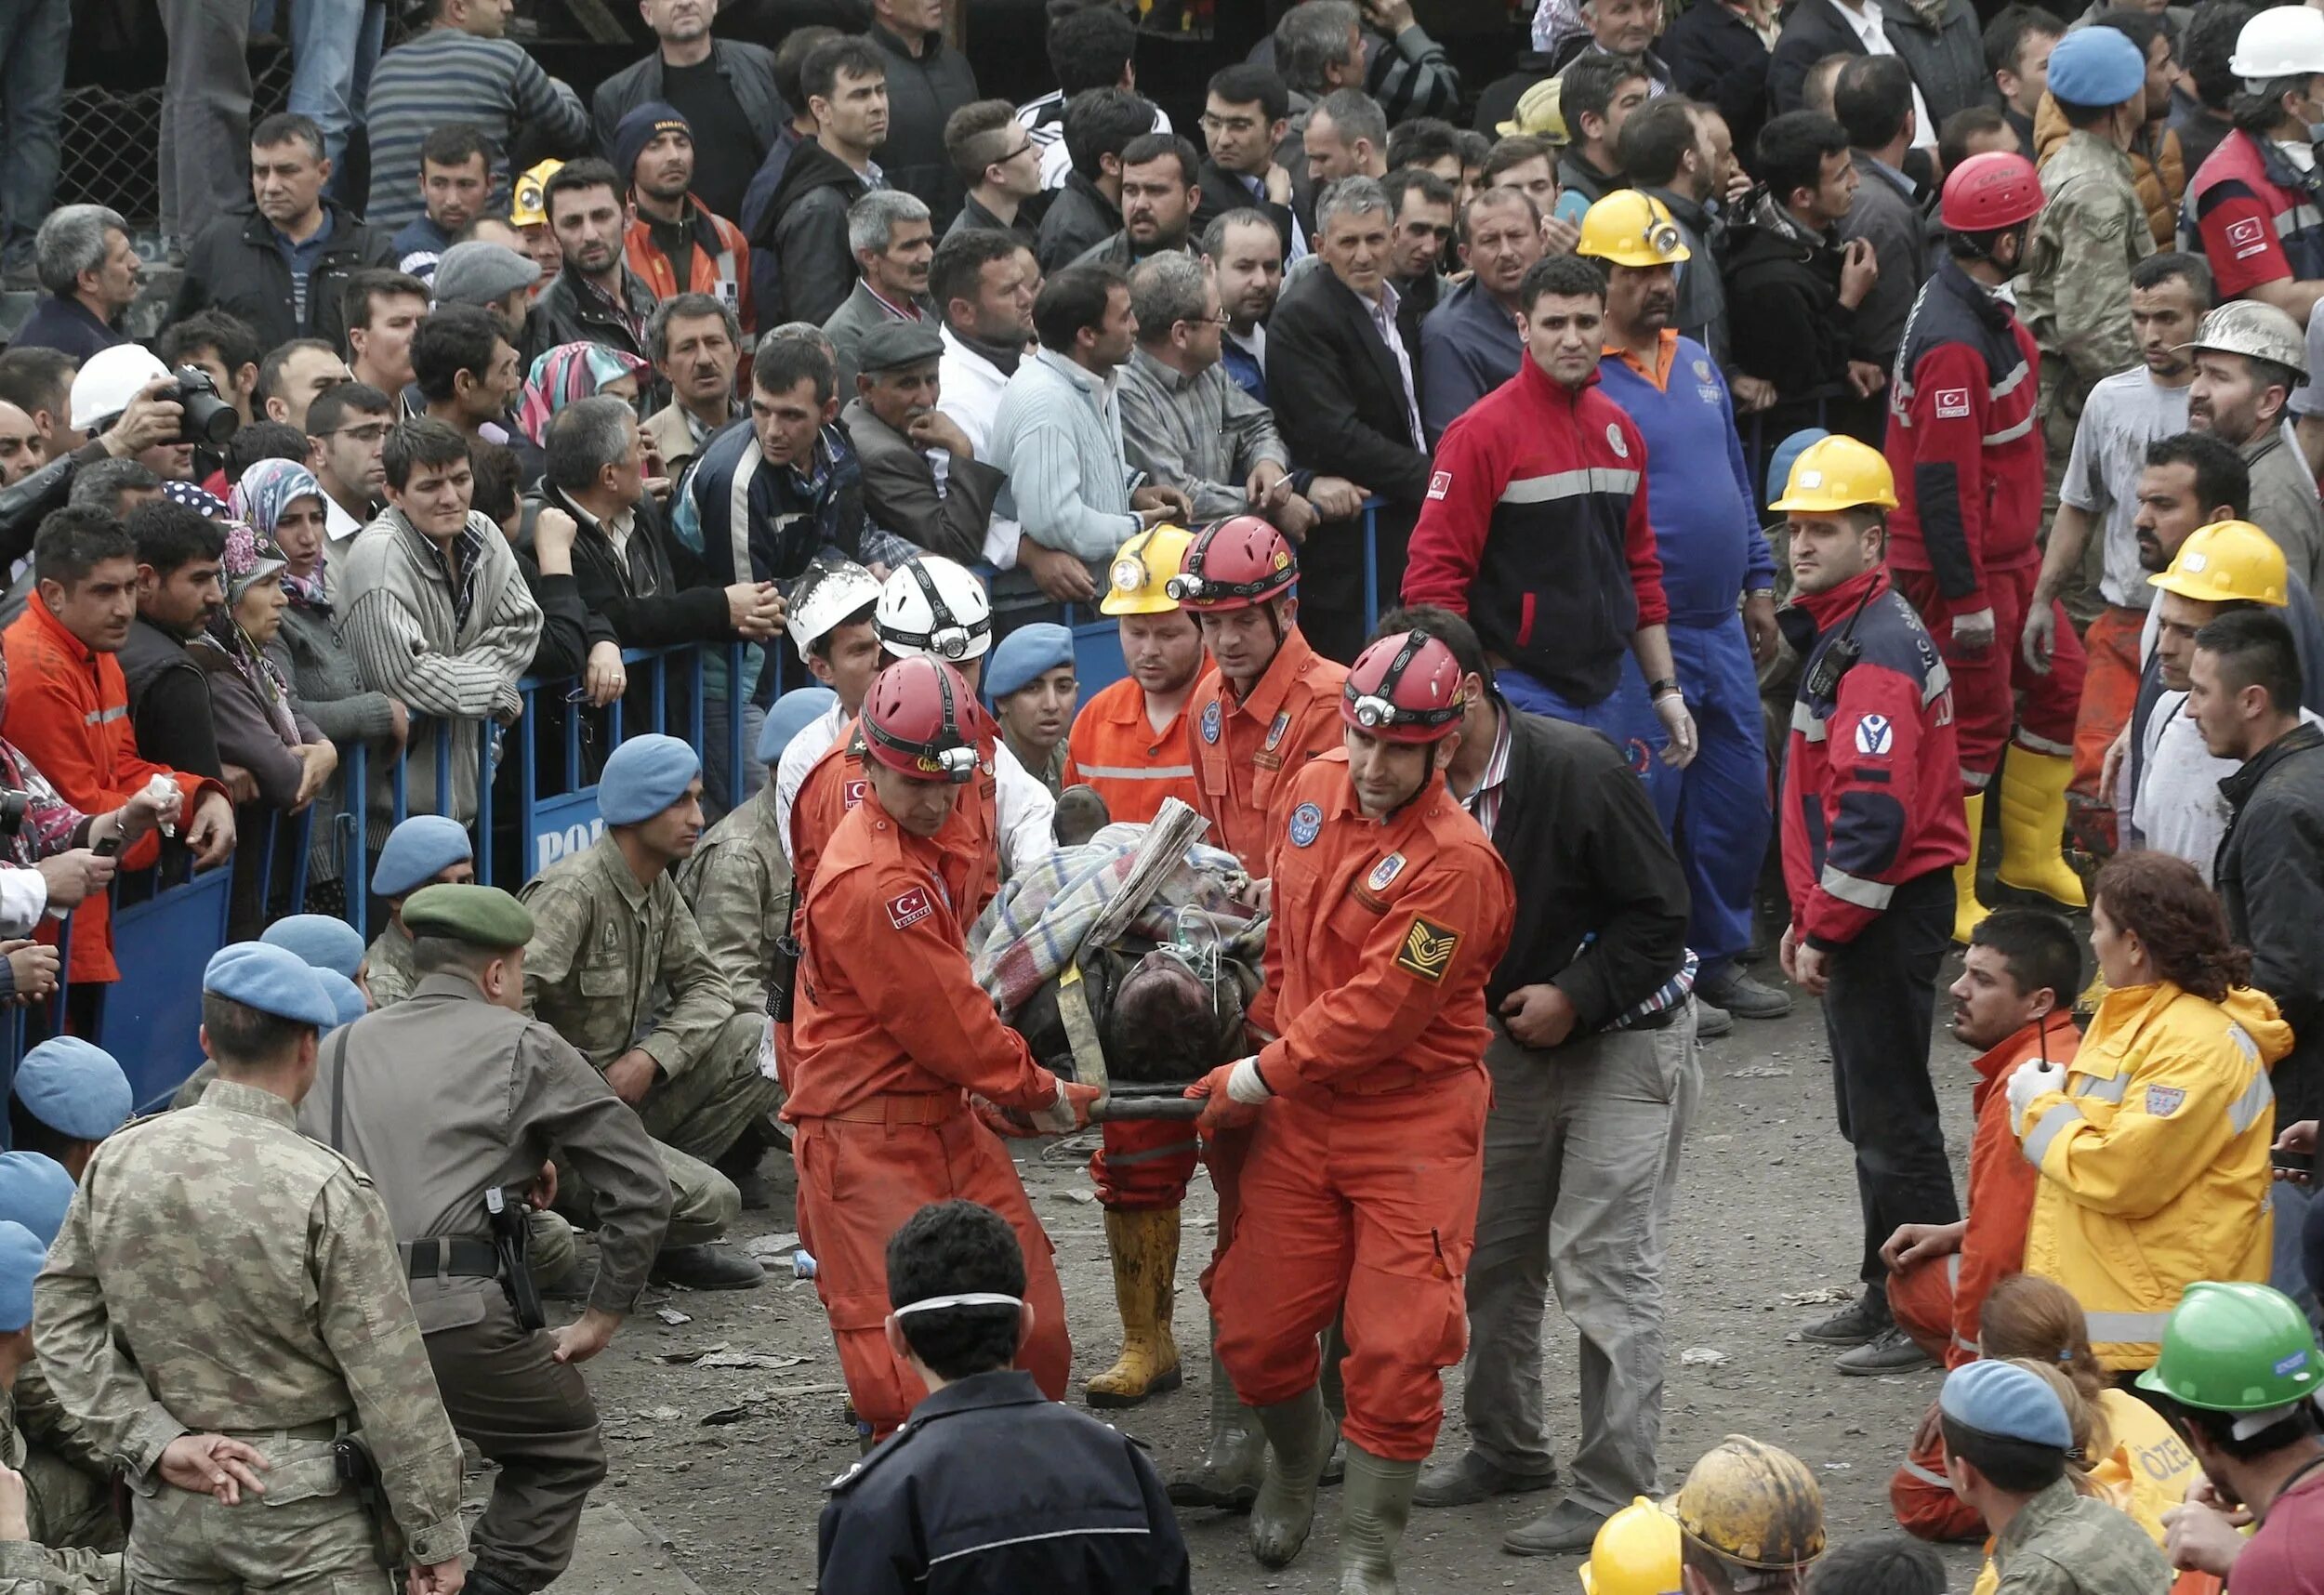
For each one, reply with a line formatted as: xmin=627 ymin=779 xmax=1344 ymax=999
xmin=363 ymin=29 xmax=590 ymax=232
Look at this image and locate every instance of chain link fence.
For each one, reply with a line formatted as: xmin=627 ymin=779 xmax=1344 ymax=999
xmin=57 ymin=45 xmax=295 ymax=230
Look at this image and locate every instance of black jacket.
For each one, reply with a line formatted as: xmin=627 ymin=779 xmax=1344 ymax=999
xmin=1771 ymin=0 xmax=1988 ymax=130
xmin=760 ymin=138 xmax=871 ymax=327
xmin=1037 ymin=171 xmax=1120 ymax=275
xmin=1190 ymin=158 xmax=1295 ymax=257
xmin=172 ymin=199 xmax=396 ymax=352
xmin=540 ymin=484 xmax=731 ymax=652
xmin=817 ymin=1370 xmax=1192 ymax=1595
xmin=869 ymin=20 xmax=980 ymax=231
xmin=1473 ymin=52 xmax=1554 ymax=137
xmin=1263 ymin=266 xmax=1432 ymax=508
xmin=944 ymin=191 xmax=1038 ymax=245
xmin=120 ymin=616 xmax=225 ymax=783
xmin=522 ymin=266 xmax=659 ymax=368
xmin=0 ymin=440 xmax=108 ymax=572
xmin=1662 ymin=1 xmax=1774 ymax=170
xmin=591 ymin=39 xmax=786 ymax=165
xmin=2216 ymin=720 xmax=2324 ymax=1136
xmin=1722 ymin=191 xmax=1872 ymax=441
xmin=1486 ymin=701 xmax=1690 ymax=1030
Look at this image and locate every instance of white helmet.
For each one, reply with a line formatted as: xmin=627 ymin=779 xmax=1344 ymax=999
xmin=875 ymin=555 xmax=993 ymax=663
xmin=788 ymin=558 xmax=884 ymax=663
xmin=70 ymin=345 xmax=169 ymax=432
xmin=2232 ymin=6 xmax=2324 ymax=83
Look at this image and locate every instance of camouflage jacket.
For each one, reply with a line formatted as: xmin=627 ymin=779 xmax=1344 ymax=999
xmin=2019 ymin=130 xmax=2155 ymax=437
xmin=0 ymin=1384 xmax=119 ymax=1592
xmin=32 ymin=1080 xmax=467 ymax=1568
xmin=1989 ymin=1476 xmax=2173 ymax=1595
xmin=362 ymin=924 xmax=416 ymax=1008
xmin=520 ymin=836 xmax=737 ymax=1077
xmin=675 ymin=784 xmax=790 ymax=1016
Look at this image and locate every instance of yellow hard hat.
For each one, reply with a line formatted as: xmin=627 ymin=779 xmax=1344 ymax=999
xmin=1662 ymin=1436 xmax=1827 ymax=1573
xmin=1498 ymin=76 xmax=1569 ymax=143
xmin=1767 ymin=434 xmax=1899 ymax=514
xmin=1578 ymin=191 xmax=1692 ymax=270
xmin=1578 ymin=1496 xmax=1683 ymax=1595
xmin=510 ymin=160 xmax=564 ymax=228
xmin=1101 ymin=523 xmax=1197 ymax=615
xmin=2148 ymin=520 xmax=2290 ymax=606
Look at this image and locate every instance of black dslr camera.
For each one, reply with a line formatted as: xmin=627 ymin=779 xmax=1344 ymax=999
xmin=164 ymin=365 xmax=240 ymax=447
xmin=0 ymin=789 xmax=28 ymax=840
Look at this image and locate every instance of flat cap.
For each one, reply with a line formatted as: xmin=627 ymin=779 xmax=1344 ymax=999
xmin=432 ymin=241 xmax=541 ymax=309
xmin=403 ymin=883 xmax=535 ymax=949
xmin=13 ymin=1035 xmax=132 ymax=1141
xmin=759 ymin=685 xmax=838 ymax=765
xmin=598 ymin=733 xmax=701 ymax=824
xmin=2046 ymin=26 xmax=2147 ymax=109
xmin=856 ymin=320 xmax=944 ymax=374
xmin=261 ymin=913 xmax=367 ymax=979
xmin=372 ymin=815 xmax=473 ymax=899
xmin=0 ymin=1152 xmax=75 ymax=1247
xmin=0 ymin=1222 xmax=44 ymax=1334
xmin=1940 ymin=1359 xmax=2072 ymax=1450
xmin=984 ymin=622 xmax=1075 ymax=701
xmin=203 ymin=943 xmax=340 ymax=1031
xmin=316 ymin=969 xmax=369 ymax=1030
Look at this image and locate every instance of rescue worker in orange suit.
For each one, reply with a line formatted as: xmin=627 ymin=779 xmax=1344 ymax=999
xmin=1062 ymin=524 xmax=1210 ymax=1411
xmin=1877 ymin=909 xmax=2082 ymax=1539
xmin=785 ymin=655 xmax=1101 ymax=1441
xmin=1193 ymin=627 xmax=1515 ymax=1594
xmin=1168 ymin=513 xmax=1350 ymax=1509
xmin=1882 ymin=152 xmax=2087 ymax=943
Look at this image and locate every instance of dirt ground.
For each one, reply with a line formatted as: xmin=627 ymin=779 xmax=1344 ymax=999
xmin=579 ymin=950 xmax=1998 ymax=1592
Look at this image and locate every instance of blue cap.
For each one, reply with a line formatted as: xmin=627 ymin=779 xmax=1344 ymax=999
xmin=260 ymin=914 xmax=366 ymax=980
xmin=0 ymin=1221 xmax=44 ymax=1334
xmin=316 ymin=969 xmax=369 ymax=1030
xmin=2047 ymin=25 xmax=2147 ymax=109
xmin=759 ymin=686 xmax=839 ymax=766
xmin=12 ymin=1036 xmax=132 ymax=1142
xmin=984 ymin=623 xmax=1075 ymax=702
xmin=0 ymin=1153 xmax=75 ymax=1247
xmin=1767 ymin=428 xmax=1830 ymax=510
xmin=371 ymin=815 xmax=473 ymax=899
xmin=203 ymin=943 xmax=340 ymax=1031
xmin=598 ymin=733 xmax=701 ymax=825
xmin=1940 ymin=1359 xmax=2074 ymax=1450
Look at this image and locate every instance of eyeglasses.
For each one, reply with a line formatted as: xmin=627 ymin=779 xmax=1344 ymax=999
xmin=1001 ymin=141 xmax=1037 ymax=164
xmin=324 ymin=423 xmax=390 ymax=444
xmin=1179 ymin=311 xmax=1234 ymax=328
xmin=1200 ymin=112 xmax=1261 ymax=135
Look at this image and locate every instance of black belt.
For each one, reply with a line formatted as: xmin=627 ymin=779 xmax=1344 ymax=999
xmin=401 ymin=1238 xmax=501 ymax=1280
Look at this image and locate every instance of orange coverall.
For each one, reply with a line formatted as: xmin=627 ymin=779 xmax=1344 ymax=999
xmin=784 ymin=788 xmax=1071 ymax=1438
xmin=1212 ymin=753 xmax=1514 ymax=1461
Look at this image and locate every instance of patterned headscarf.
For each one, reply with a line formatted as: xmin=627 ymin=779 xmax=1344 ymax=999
xmin=160 ymin=480 xmax=233 ymax=520
xmin=231 ymin=458 xmax=332 ymax=608
xmin=515 ymin=342 xmax=651 ymax=447
xmin=200 ymin=519 xmax=302 ymax=747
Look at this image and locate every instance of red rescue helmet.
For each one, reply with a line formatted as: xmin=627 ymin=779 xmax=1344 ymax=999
xmin=1342 ymin=629 xmax=1468 ymax=744
xmin=861 ymin=655 xmax=984 ymax=784
xmin=1168 ymin=515 xmax=1298 ymax=610
xmin=1940 ymin=152 xmax=2043 ymax=233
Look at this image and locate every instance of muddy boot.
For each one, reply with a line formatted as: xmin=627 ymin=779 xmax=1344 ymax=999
xmin=1167 ymin=1335 xmax=1265 ymax=1509
xmin=1320 ymin=1317 xmax=1349 ymax=1485
xmin=1086 ymin=1206 xmax=1184 ymax=1407
xmin=1339 ymin=1443 xmax=1420 ymax=1594
xmin=1250 ymin=1384 xmax=1332 ymax=1569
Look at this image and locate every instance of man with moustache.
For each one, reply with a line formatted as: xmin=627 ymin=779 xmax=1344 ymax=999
xmin=841 ymin=322 xmax=1004 ymax=566
xmin=1075 ymin=134 xmax=1204 ymax=270
xmin=1419 ymin=187 xmax=1547 ymax=446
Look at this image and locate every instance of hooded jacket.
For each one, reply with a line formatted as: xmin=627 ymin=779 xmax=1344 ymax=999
xmin=759 ymin=138 xmax=872 ymax=327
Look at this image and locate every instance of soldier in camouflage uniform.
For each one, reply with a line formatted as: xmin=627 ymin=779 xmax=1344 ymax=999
xmin=360 ymin=816 xmax=477 ymax=1009
xmin=302 ymin=885 xmax=673 ymax=1595
xmin=521 ymin=735 xmax=778 ymax=1290
xmin=0 ymin=1219 xmax=120 ymax=1592
xmin=0 ymin=1153 xmax=117 ymax=1563
xmin=33 ymin=942 xmax=468 ymax=1594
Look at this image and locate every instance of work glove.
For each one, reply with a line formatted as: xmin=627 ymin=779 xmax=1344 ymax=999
xmin=1651 ymin=690 xmax=1698 ymax=768
xmin=2007 ymin=1057 xmax=2067 ymax=1137
xmin=1186 ymin=1057 xmax=1270 ymax=1135
xmin=1952 ymin=607 xmax=1997 ymax=652
xmin=1029 ymin=1080 xmax=1102 ymax=1135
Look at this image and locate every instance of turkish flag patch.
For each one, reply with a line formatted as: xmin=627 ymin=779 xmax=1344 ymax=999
xmin=1427 ymin=470 xmax=1451 ymax=500
xmin=2226 ymin=217 xmax=2264 ymax=251
xmin=842 ymin=778 xmax=867 ymax=810
xmin=886 ymin=887 xmax=933 ymax=929
xmin=1933 ymin=388 xmax=1971 ymax=419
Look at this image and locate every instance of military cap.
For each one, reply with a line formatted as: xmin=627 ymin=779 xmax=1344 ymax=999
xmin=2046 ymin=25 xmax=2146 ymax=109
xmin=261 ymin=913 xmax=367 ymax=979
xmin=372 ymin=815 xmax=473 ymax=899
xmin=316 ymin=969 xmax=369 ymax=1029
xmin=598 ymin=733 xmax=701 ymax=824
xmin=204 ymin=943 xmax=339 ymax=1030
xmin=984 ymin=622 xmax=1074 ymax=701
xmin=759 ymin=685 xmax=839 ymax=765
xmin=0 ymin=1222 xmax=44 ymax=1334
xmin=403 ymin=883 xmax=535 ymax=949
xmin=13 ymin=1035 xmax=132 ymax=1141
xmin=856 ymin=321 xmax=944 ymax=374
xmin=1940 ymin=1359 xmax=2072 ymax=1450
xmin=0 ymin=1152 xmax=75 ymax=1247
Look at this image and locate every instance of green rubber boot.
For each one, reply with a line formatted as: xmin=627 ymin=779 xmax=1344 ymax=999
xmin=1165 ymin=1321 xmax=1266 ymax=1510
xmin=1250 ymin=1384 xmax=1333 ymax=1569
xmin=1339 ymin=1443 xmax=1420 ymax=1594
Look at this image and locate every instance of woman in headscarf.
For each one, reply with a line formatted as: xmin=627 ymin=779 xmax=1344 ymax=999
xmin=515 ymin=342 xmax=652 ymax=448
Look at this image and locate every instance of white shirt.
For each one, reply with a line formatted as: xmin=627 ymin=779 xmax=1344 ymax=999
xmin=1367 ymin=279 xmax=1427 ymax=453
xmin=774 ymin=699 xmax=850 ymax=865
xmin=2133 ymin=692 xmax=2324 ymax=879
xmin=1017 ymin=92 xmax=1173 ymax=191
xmin=937 ymin=323 xmax=1027 ymax=567
xmin=0 ymin=868 xmax=47 ymax=939
xmin=323 ymin=493 xmax=369 ymax=573
xmin=1832 ymin=0 xmax=1937 ymax=151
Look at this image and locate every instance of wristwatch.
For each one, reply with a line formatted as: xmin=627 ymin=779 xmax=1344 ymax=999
xmin=1648 ymin=676 xmax=1681 ymax=699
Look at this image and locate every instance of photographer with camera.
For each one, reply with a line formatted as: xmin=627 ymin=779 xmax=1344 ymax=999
xmin=0 ymin=349 xmax=194 ymax=573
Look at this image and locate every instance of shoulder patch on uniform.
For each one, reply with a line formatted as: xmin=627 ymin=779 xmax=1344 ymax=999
xmin=1263 ymin=711 xmax=1290 ymax=751
xmin=1396 ymin=916 xmax=1459 ymax=982
xmin=1604 ymin=422 xmax=1629 ymax=458
xmin=842 ymin=777 xmax=867 ymax=810
xmin=886 ymin=887 xmax=933 ymax=929
xmin=1288 ymin=801 xmax=1322 ymax=847
xmin=1933 ymin=387 xmax=1971 ymax=419
xmin=1367 ymin=851 xmax=1406 ymax=890
xmin=1854 ymin=714 xmax=1894 ymax=756
xmin=2145 ymin=1085 xmax=2185 ymax=1117
xmin=1201 ymin=701 xmax=1221 ymax=744
xmin=1427 ymin=469 xmax=1451 ymax=500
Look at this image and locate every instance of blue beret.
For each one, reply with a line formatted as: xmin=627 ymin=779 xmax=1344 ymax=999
xmin=371 ymin=815 xmax=473 ymax=899
xmin=1767 ymin=428 xmax=1830 ymax=509
xmin=2047 ymin=26 xmax=2147 ymax=109
xmin=0 ymin=1153 xmax=74 ymax=1247
xmin=759 ymin=686 xmax=839 ymax=766
xmin=0 ymin=1222 xmax=44 ymax=1334
xmin=13 ymin=1036 xmax=131 ymax=1141
xmin=260 ymin=914 xmax=367 ymax=980
xmin=1941 ymin=1359 xmax=2073 ymax=1450
xmin=316 ymin=969 xmax=369 ymax=1030
xmin=984 ymin=623 xmax=1076 ymax=702
xmin=203 ymin=943 xmax=340 ymax=1031
xmin=598 ymin=733 xmax=701 ymax=825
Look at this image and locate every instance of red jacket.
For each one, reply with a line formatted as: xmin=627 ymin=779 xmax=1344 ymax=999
xmin=1948 ymin=1017 xmax=2080 ymax=1367
xmin=1403 ymin=355 xmax=1668 ymax=705
xmin=1182 ymin=629 xmax=1346 ymax=874
xmin=1882 ymin=258 xmax=2044 ymax=608
xmin=624 ymin=198 xmax=756 ymax=333
xmin=0 ymin=598 xmax=223 ymax=982
xmin=1780 ymin=566 xmax=1969 ymax=945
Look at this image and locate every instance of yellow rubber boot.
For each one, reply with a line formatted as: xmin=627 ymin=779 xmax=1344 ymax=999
xmin=1953 ymin=793 xmax=1990 ymax=945
xmin=1084 ymin=1206 xmax=1183 ymax=1407
xmin=1993 ymin=747 xmax=2088 ymax=908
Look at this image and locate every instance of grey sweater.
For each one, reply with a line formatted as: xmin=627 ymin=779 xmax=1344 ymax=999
xmin=267 ymin=594 xmax=401 ymax=884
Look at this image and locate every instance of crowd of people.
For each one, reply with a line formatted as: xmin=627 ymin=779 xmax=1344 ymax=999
xmin=0 ymin=0 xmax=2323 ymax=1590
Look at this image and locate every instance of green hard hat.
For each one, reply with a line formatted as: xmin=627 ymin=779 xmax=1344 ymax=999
xmin=2135 ymin=1282 xmax=2323 ymax=1412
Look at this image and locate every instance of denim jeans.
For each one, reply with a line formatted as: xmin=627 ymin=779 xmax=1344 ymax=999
xmin=0 ymin=0 xmax=72 ymax=272
xmin=283 ymin=0 xmax=385 ymax=201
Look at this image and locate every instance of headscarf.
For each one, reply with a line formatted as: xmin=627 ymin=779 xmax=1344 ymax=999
xmin=198 ymin=521 xmax=303 ymax=747
xmin=515 ymin=342 xmax=651 ymax=447
xmin=230 ymin=458 xmax=332 ymax=609
xmin=160 ymin=480 xmax=233 ymax=520
xmin=1532 ymin=0 xmax=1587 ymax=56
